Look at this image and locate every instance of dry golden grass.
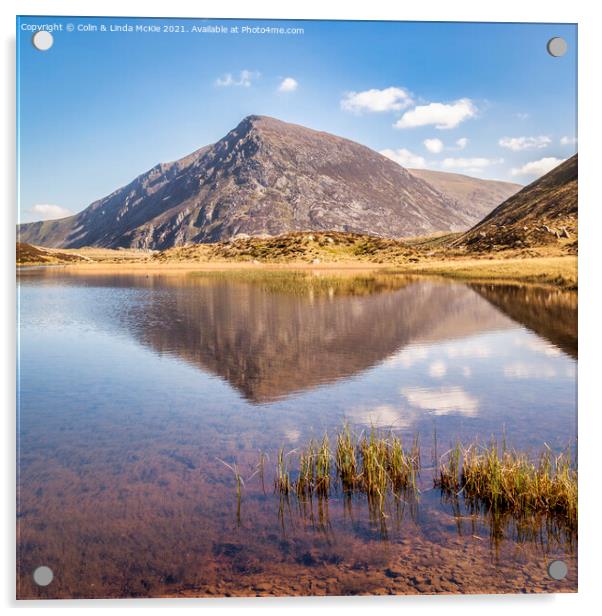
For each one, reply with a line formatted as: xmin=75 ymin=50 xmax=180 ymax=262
xmin=270 ymin=426 xmax=576 ymax=531
xmin=391 ymin=255 xmax=577 ymax=289
xmin=60 ymin=246 xmax=152 ymax=261
xmin=17 ymin=244 xmax=152 ymax=266
xmin=274 ymin=447 xmax=291 ymax=495
xmin=276 ymin=426 xmax=421 ymax=512
xmin=436 ymin=441 xmax=577 ymax=531
xmin=17 ymin=233 xmax=577 ymax=290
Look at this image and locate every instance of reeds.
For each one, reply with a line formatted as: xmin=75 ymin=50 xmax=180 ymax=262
xmin=216 ymin=458 xmax=245 ymax=523
xmin=436 ymin=440 xmax=577 ymax=530
xmin=435 ymin=442 xmax=462 ymax=493
xmin=359 ymin=430 xmax=390 ymax=499
xmin=315 ymin=435 xmax=331 ymax=496
xmin=219 ymin=427 xmax=576 ymax=538
xmin=335 ymin=424 xmax=358 ymax=491
xmin=274 ymin=447 xmax=291 ymax=495
xmin=356 ymin=429 xmax=421 ymax=518
xmin=293 ymin=435 xmax=331 ymax=497
xmin=388 ymin=434 xmax=421 ymax=493
xmin=257 ymin=451 xmax=268 ymax=494
xmin=276 ymin=426 xmax=421 ymax=512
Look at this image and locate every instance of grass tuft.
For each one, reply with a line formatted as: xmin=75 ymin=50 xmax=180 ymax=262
xmin=277 ymin=425 xmax=421 ymax=514
xmin=335 ymin=424 xmax=358 ymax=491
xmin=216 ymin=426 xmax=576 ymax=537
xmin=274 ymin=447 xmax=291 ymax=495
xmin=436 ymin=440 xmax=577 ymax=530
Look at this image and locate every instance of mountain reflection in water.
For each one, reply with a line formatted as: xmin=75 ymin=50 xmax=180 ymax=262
xmin=118 ymin=273 xmax=575 ymax=402
xmin=18 ymin=270 xmax=577 ymax=403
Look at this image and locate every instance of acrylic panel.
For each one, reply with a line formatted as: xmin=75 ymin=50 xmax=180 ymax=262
xmin=16 ymin=16 xmax=577 ymax=599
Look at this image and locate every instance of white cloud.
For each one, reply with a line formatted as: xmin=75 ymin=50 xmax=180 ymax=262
xmin=499 ymin=136 xmax=551 ymax=151
xmin=513 ymin=336 xmax=561 ymax=357
xmin=429 ymin=360 xmax=447 ymax=378
xmin=380 ymin=148 xmax=426 ymax=169
xmin=445 ymin=342 xmax=491 ymax=359
xmin=424 ymin=138 xmax=444 ymax=154
xmin=215 ymin=69 xmax=260 ymax=87
xmin=341 ymin=86 xmax=413 ymax=113
xmin=401 ymin=386 xmax=479 ymax=417
xmin=384 ymin=344 xmax=429 ymax=368
xmin=515 ymin=112 xmax=530 ymax=121
xmin=29 ymin=204 xmax=72 ymax=220
xmin=394 ymin=98 xmax=477 ymax=130
xmin=510 ymin=157 xmax=565 ymax=178
xmin=560 ymin=136 xmax=578 ymax=146
xmin=441 ymin=157 xmax=503 ymax=173
xmin=456 ymin=137 xmax=468 ymax=150
xmin=278 ymin=77 xmax=298 ymax=92
xmin=346 ymin=404 xmax=412 ymax=429
xmin=504 ymin=362 xmax=557 ymax=380
xmin=283 ymin=428 xmax=301 ymax=443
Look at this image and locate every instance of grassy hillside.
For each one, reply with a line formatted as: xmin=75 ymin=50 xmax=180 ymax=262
xmin=16 ymin=243 xmax=89 ymax=265
xmin=457 ymin=154 xmax=577 ymax=251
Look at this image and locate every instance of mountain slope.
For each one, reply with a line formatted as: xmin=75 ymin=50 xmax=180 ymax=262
xmin=409 ymin=168 xmax=522 ymax=225
xmin=18 ymin=144 xmax=211 ymax=250
xmin=456 ymin=154 xmax=577 ymax=250
xmin=18 ymin=116 xmax=475 ymax=250
xmin=16 ymin=242 xmax=89 ymax=265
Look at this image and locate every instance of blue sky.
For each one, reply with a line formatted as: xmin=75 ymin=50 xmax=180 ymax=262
xmin=17 ymin=17 xmax=577 ymax=222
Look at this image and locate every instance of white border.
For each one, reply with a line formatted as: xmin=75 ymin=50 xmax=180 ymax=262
xmin=2 ymin=1 xmax=601 ymax=614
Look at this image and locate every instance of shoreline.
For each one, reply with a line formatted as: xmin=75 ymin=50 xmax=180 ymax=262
xmin=17 ymin=254 xmax=578 ymax=290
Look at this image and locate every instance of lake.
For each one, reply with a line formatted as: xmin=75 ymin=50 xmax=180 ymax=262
xmin=16 ymin=269 xmax=577 ymax=598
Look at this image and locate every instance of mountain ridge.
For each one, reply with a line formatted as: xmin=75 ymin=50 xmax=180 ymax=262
xmin=457 ymin=154 xmax=577 ymax=250
xmin=18 ymin=115 xmax=502 ymax=249
xmin=408 ymin=168 xmax=522 ymax=226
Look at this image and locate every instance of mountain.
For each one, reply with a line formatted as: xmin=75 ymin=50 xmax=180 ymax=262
xmin=409 ymin=168 xmax=522 ymax=226
xmin=18 ymin=116 xmax=477 ymax=250
xmin=457 ymin=154 xmax=577 ymax=250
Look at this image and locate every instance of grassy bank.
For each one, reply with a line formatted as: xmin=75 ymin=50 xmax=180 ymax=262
xmin=189 ymin=255 xmax=577 ymax=291
xmin=390 ymin=255 xmax=577 ymax=290
xmin=17 ymin=232 xmax=577 ymax=290
xmin=19 ymin=254 xmax=577 ymax=291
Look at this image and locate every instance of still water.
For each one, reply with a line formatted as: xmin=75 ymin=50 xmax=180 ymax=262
xmin=17 ymin=269 xmax=577 ymax=598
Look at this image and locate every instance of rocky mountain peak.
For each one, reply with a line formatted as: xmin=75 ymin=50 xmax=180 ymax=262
xmin=18 ymin=115 xmax=497 ymax=250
